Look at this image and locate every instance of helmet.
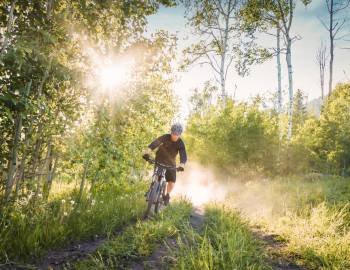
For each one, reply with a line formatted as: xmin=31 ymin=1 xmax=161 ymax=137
xmin=171 ymin=123 xmax=183 ymax=135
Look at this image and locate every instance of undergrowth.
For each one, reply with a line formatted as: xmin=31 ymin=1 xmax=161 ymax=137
xmin=227 ymin=175 xmax=350 ymax=269
xmin=173 ymin=206 xmax=270 ymax=270
xmin=0 ymin=181 xmax=147 ymax=263
xmin=71 ymin=200 xmax=192 ymax=269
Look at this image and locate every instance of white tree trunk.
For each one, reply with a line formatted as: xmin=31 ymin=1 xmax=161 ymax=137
xmin=276 ymin=27 xmax=283 ymax=141
xmin=78 ymin=160 xmax=90 ymax=202
xmin=0 ymin=0 xmax=16 ymax=55
xmin=46 ymin=0 xmax=54 ymax=18
xmin=220 ymin=0 xmax=232 ymax=104
xmin=4 ymin=80 xmax=32 ymax=202
xmin=4 ymin=115 xmax=22 ymax=202
xmin=44 ymin=154 xmax=58 ymax=200
xmin=286 ymin=37 xmax=294 ymax=140
xmin=13 ymin=126 xmax=32 ymax=200
xmin=276 ymin=27 xmax=282 ymax=114
xmin=34 ymin=139 xmax=52 ymax=201
xmin=328 ymin=0 xmax=334 ymax=95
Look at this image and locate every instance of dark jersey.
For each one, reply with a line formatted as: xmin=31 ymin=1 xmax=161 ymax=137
xmin=148 ymin=134 xmax=187 ymax=166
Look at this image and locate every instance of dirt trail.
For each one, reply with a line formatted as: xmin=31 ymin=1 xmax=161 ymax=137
xmin=35 ymin=218 xmax=138 ymax=270
xmin=131 ymin=206 xmax=205 ymax=270
xmin=252 ymin=227 xmax=307 ymax=270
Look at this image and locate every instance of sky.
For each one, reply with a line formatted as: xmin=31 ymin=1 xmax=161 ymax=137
xmin=146 ymin=0 xmax=350 ymax=120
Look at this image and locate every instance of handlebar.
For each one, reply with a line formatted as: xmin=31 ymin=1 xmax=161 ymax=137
xmin=146 ymin=158 xmax=181 ymax=171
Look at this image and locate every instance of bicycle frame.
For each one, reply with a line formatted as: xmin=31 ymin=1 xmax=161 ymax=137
xmin=144 ymin=159 xmax=177 ymax=217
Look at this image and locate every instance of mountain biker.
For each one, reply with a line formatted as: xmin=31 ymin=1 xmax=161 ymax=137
xmin=142 ymin=123 xmax=187 ymax=205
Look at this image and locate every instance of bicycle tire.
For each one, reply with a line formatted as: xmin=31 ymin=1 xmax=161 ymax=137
xmin=154 ymin=181 xmax=166 ymax=213
xmin=144 ymin=181 xmax=159 ymax=217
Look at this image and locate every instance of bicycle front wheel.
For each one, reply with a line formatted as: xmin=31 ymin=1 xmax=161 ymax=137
xmin=144 ymin=181 xmax=159 ymax=217
xmin=154 ymin=181 xmax=166 ymax=214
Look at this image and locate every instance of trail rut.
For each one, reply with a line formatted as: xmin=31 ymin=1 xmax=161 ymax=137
xmin=252 ymin=227 xmax=307 ymax=270
xmin=131 ymin=207 xmax=205 ymax=270
xmin=35 ymin=218 xmax=138 ymax=270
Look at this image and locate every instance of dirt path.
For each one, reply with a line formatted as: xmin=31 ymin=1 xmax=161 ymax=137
xmin=131 ymin=206 xmax=205 ymax=270
xmin=251 ymin=227 xmax=307 ymax=270
xmin=35 ymin=218 xmax=138 ymax=270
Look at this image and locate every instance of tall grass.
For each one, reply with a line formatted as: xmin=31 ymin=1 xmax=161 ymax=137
xmin=226 ymin=175 xmax=350 ymax=269
xmin=173 ymin=206 xmax=270 ymax=270
xmin=0 ymin=181 xmax=147 ymax=262
xmin=72 ymin=200 xmax=192 ymax=269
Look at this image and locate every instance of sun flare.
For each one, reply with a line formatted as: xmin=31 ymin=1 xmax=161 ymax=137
xmin=97 ymin=61 xmax=131 ymax=89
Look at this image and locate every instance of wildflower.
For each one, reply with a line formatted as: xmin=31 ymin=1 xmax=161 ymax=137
xmin=61 ymin=199 xmax=66 ymax=204
xmin=63 ymin=211 xmax=68 ymax=216
xmin=70 ymin=200 xmax=75 ymax=205
xmin=91 ymin=199 xmax=96 ymax=206
xmin=38 ymin=193 xmax=43 ymax=198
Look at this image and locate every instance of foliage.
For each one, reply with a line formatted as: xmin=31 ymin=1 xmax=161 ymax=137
xmin=0 ymin=181 xmax=146 ymax=262
xmin=292 ymin=83 xmax=350 ymax=175
xmin=186 ymin=83 xmax=350 ymax=175
xmin=185 ymin=98 xmax=280 ymax=174
xmin=72 ymin=200 xmax=192 ymax=269
xmin=173 ymin=206 xmax=269 ymax=270
xmin=0 ymin=0 xmax=179 ymax=264
xmin=225 ymin=174 xmax=350 ymax=269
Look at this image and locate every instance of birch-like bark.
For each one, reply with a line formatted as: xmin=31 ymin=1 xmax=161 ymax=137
xmin=4 ymin=115 xmax=22 ymax=202
xmin=286 ymin=36 xmax=294 ymax=140
xmin=0 ymin=0 xmax=16 ymax=55
xmin=316 ymin=42 xmax=327 ymax=100
xmin=46 ymin=0 xmax=54 ymax=18
xmin=276 ymin=27 xmax=283 ymax=141
xmin=276 ymin=0 xmax=295 ymax=140
xmin=78 ymin=160 xmax=90 ymax=202
xmin=276 ymin=27 xmax=282 ymax=114
xmin=220 ymin=0 xmax=232 ymax=103
xmin=13 ymin=126 xmax=32 ymax=200
xmin=4 ymin=80 xmax=32 ymax=202
xmin=44 ymin=154 xmax=58 ymax=200
xmin=34 ymin=139 xmax=52 ymax=201
xmin=328 ymin=0 xmax=334 ymax=95
xmin=29 ymin=58 xmax=52 ymax=183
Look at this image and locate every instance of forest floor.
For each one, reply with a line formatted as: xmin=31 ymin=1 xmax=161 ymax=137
xmin=36 ymin=218 xmax=139 ymax=269
xmin=2 ymin=205 xmax=310 ymax=270
xmin=130 ymin=206 xmax=205 ymax=270
xmin=33 ymin=206 xmax=205 ymax=270
xmin=251 ymin=226 xmax=306 ymax=270
xmin=5 ymin=174 xmax=349 ymax=270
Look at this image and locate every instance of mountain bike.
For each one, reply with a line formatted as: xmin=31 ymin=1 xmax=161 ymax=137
xmin=143 ymin=158 xmax=181 ymax=218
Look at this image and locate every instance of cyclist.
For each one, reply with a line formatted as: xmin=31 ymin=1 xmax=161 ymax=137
xmin=142 ymin=123 xmax=187 ymax=205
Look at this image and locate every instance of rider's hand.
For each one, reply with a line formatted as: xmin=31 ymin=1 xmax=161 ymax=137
xmin=142 ymin=153 xmax=150 ymax=161
xmin=177 ymin=166 xmax=184 ymax=172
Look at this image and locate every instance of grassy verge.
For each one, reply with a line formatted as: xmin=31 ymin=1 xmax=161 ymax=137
xmin=173 ymin=206 xmax=270 ymax=270
xmin=226 ymin=175 xmax=350 ymax=269
xmin=71 ymin=200 xmax=192 ymax=270
xmin=0 ymin=181 xmax=147 ymax=262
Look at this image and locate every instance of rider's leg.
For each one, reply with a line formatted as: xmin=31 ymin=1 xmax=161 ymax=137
xmin=165 ymin=169 xmax=176 ymax=195
xmin=164 ymin=170 xmax=176 ymax=205
xmin=166 ymin=181 xmax=175 ymax=195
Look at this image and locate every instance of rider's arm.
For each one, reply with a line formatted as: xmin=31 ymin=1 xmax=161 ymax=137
xmin=178 ymin=141 xmax=187 ymax=168
xmin=148 ymin=134 xmax=167 ymax=151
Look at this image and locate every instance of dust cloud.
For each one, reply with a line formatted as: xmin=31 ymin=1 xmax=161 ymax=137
xmin=173 ymin=162 xmax=279 ymax=221
xmin=172 ymin=162 xmax=235 ymax=206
